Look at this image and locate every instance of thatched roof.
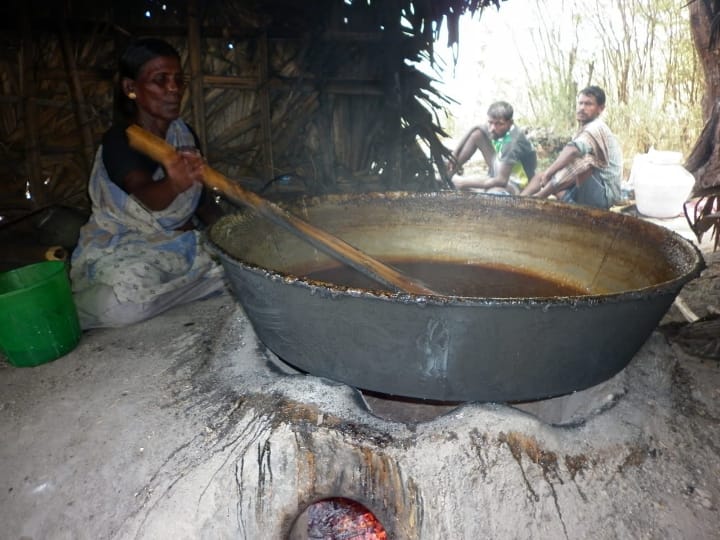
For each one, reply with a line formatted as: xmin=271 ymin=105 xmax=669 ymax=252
xmin=0 ymin=0 xmax=502 ymax=230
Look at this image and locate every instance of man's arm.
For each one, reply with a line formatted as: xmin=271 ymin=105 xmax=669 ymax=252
xmin=521 ymin=143 xmax=581 ymax=197
xmin=544 ymin=144 xmax=582 ymax=180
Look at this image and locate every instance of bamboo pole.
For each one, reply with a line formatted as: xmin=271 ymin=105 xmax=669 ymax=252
xmin=58 ymin=20 xmax=95 ymax=173
xmin=202 ymin=74 xmax=383 ymax=95
xmin=21 ymin=4 xmax=43 ymax=206
xmin=319 ymin=93 xmax=337 ymax=190
xmin=392 ymin=72 xmax=403 ymax=189
xmin=187 ymin=0 xmax=208 ymax=156
xmin=258 ymin=31 xmax=274 ymax=181
xmin=126 ymin=125 xmax=437 ymax=296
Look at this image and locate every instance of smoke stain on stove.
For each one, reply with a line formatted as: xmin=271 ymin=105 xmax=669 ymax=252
xmin=498 ymin=431 xmax=571 ymax=538
xmin=616 ymin=444 xmax=650 ymax=474
xmin=257 ymin=438 xmax=272 ymax=498
xmin=564 ymin=453 xmax=590 ymax=481
xmin=468 ymin=429 xmax=492 ymax=480
xmin=498 ymin=431 xmax=541 ymax=502
xmin=564 ymin=454 xmax=590 ymax=503
xmin=285 ymin=429 xmax=424 ymax=539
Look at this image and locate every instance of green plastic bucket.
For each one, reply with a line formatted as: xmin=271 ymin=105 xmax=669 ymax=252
xmin=0 ymin=260 xmax=81 ymax=367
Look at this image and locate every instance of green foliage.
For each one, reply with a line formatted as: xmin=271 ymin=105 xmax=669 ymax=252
xmin=604 ymin=97 xmax=704 ymax=174
xmin=520 ymin=2 xmax=580 ymax=135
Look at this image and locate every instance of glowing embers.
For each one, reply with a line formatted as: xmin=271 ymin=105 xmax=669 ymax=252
xmin=290 ymin=497 xmax=387 ymax=539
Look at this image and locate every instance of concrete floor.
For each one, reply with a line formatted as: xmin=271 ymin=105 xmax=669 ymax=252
xmin=1 ymin=213 xmax=719 ymax=539
xmin=1 ymin=294 xmax=260 ymax=538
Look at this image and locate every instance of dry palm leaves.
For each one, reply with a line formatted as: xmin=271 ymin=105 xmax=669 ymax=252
xmin=684 ymin=188 xmax=720 ymax=251
xmin=661 ymin=314 xmax=720 ymax=360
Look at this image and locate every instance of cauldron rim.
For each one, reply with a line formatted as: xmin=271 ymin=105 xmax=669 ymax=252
xmin=208 ymin=191 xmax=706 ymax=304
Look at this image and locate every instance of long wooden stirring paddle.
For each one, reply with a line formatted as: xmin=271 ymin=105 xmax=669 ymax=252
xmin=126 ymin=124 xmax=437 ymax=295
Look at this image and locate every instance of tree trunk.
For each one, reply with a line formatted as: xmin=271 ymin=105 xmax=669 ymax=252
xmin=690 ymin=0 xmax=720 ymax=119
xmin=685 ymin=1 xmax=720 ymax=250
xmin=687 ymin=0 xmax=720 ymax=191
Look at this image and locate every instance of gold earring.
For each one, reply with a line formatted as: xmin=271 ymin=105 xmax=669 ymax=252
xmin=128 ymin=91 xmax=137 ymax=100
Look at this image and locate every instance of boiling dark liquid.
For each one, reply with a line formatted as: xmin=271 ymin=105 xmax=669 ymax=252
xmin=304 ymin=259 xmax=586 ymax=298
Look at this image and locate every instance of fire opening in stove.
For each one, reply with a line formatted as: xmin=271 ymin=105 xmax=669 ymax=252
xmin=288 ymin=497 xmax=387 ymax=539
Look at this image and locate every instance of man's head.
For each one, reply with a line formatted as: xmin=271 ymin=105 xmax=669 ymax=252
xmin=486 ymin=101 xmax=514 ymax=139
xmin=576 ymin=86 xmax=606 ymax=125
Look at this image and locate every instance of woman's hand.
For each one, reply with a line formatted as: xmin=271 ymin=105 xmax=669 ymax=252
xmin=164 ymin=148 xmax=204 ymax=194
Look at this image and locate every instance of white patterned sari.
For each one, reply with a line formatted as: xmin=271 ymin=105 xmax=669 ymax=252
xmin=70 ymin=120 xmax=225 ymax=329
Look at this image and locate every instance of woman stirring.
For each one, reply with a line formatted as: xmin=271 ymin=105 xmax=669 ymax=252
xmin=71 ymin=38 xmax=226 ymax=329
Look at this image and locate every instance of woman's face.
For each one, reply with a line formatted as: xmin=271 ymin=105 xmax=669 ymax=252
xmin=127 ymin=55 xmax=185 ymax=124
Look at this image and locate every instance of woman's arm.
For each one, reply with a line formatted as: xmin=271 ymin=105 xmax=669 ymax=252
xmin=123 ymin=149 xmax=204 ymax=211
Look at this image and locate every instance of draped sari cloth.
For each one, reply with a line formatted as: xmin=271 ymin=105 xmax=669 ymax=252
xmin=70 ymin=120 xmax=225 ymax=329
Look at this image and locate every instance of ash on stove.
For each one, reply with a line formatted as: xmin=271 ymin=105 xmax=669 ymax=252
xmin=265 ymin=346 xmax=626 ymax=426
xmin=342 ymin=370 xmax=625 ymax=426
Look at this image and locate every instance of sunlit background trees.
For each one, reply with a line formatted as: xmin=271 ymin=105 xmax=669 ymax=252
xmin=430 ymin=0 xmax=703 ymax=174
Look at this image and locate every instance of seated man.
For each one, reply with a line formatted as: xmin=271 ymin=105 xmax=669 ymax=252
xmin=447 ymin=101 xmax=537 ymax=195
xmin=521 ymin=86 xmax=622 ymax=210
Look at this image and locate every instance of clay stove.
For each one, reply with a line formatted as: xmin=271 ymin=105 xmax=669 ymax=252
xmin=156 ymin=192 xmax=716 ymax=539
xmin=105 ymin=294 xmax=719 ymax=539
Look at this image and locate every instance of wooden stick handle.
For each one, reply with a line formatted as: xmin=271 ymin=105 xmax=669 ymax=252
xmin=125 ymin=125 xmax=437 ymax=295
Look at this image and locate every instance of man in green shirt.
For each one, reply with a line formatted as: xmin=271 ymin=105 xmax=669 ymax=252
xmin=447 ymin=101 xmax=537 ymax=195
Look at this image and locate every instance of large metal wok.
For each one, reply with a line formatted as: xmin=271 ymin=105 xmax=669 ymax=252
xmin=209 ymin=192 xmax=704 ymax=402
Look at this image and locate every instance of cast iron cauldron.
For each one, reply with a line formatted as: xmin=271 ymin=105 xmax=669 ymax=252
xmin=209 ymin=192 xmax=704 ymax=402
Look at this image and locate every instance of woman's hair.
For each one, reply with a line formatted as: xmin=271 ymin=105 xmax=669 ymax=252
xmin=114 ymin=37 xmax=182 ymax=122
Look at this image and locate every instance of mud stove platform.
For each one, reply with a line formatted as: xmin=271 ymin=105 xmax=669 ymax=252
xmin=1 ymin=295 xmax=718 ymax=539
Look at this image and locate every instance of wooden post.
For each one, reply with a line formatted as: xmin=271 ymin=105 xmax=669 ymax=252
xmin=318 ymin=93 xmax=337 ymax=192
xmin=258 ymin=31 xmax=274 ymax=182
xmin=392 ymin=71 xmax=403 ymax=189
xmin=21 ymin=4 xmax=43 ymax=206
xmin=59 ymin=20 xmax=95 ymax=174
xmin=389 ymin=7 xmax=404 ymax=190
xmin=187 ymin=0 xmax=208 ymax=156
